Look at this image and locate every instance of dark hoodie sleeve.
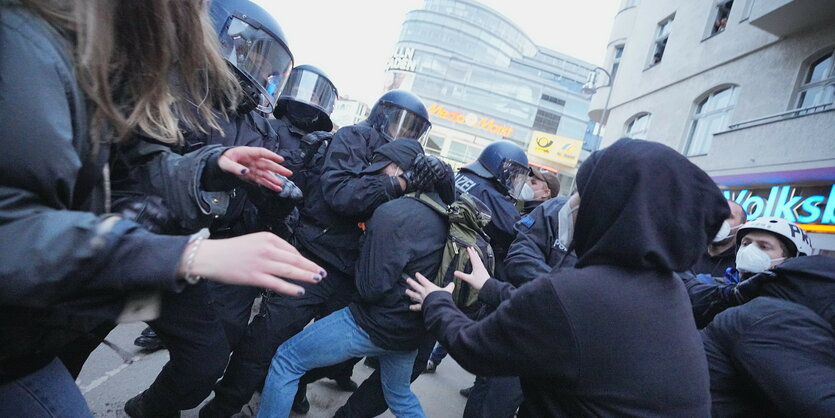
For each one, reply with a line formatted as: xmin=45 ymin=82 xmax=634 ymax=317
xmin=679 ymin=271 xmax=739 ymax=328
xmin=477 ymin=278 xmax=516 ymax=307
xmin=355 ymin=202 xmax=413 ymax=305
xmin=320 ymin=126 xmax=401 ymax=220
xmin=423 ymin=276 xmax=578 ymax=380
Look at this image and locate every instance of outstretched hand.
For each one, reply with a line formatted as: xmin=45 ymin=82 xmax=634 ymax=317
xmin=405 ymin=272 xmax=454 ymax=311
xmin=453 ymin=247 xmax=491 ymax=291
xmin=182 ymin=232 xmax=325 ymax=297
xmin=218 ymin=146 xmax=292 ymax=192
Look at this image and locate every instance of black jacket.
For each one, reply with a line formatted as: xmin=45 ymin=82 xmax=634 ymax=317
xmin=691 ymin=245 xmax=736 ymax=280
xmin=0 ymin=4 xmax=196 ymax=381
xmin=701 ymin=256 xmax=835 ymax=417
xmin=454 ymin=170 xmax=520 ymax=279
xmin=423 ymin=139 xmax=727 ymax=417
xmin=349 ymin=193 xmax=446 ymax=351
xmin=296 ymin=122 xmax=403 ymax=274
xmin=504 ymin=196 xmax=577 ymax=287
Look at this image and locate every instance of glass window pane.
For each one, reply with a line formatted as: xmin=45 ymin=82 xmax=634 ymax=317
xmin=798 ymin=86 xmax=824 ymax=108
xmin=807 ymin=55 xmax=833 ymax=83
xmin=710 ymin=88 xmax=734 ymax=110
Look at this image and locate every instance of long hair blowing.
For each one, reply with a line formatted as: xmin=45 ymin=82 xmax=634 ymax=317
xmin=24 ymin=0 xmax=241 ymax=145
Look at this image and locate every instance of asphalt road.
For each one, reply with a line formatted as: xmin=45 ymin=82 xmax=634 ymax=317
xmin=78 ymin=322 xmax=475 ymax=417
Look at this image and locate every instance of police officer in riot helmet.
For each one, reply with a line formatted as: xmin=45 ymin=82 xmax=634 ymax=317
xmin=270 ymin=65 xmax=338 ymax=191
xmin=453 ymin=140 xmax=532 ymax=418
xmin=210 ymin=0 xmax=294 ymax=116
xmin=368 ymin=89 xmax=433 ymax=142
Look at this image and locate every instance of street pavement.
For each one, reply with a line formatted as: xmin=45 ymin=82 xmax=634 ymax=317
xmin=78 ymin=322 xmax=475 ymax=417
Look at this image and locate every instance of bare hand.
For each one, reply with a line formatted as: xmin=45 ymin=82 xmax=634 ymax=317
xmin=405 ymin=272 xmax=453 ymax=311
xmin=181 ymin=232 xmax=325 ymax=296
xmin=453 ymin=247 xmax=490 ymax=291
xmin=218 ymin=147 xmax=292 ymax=192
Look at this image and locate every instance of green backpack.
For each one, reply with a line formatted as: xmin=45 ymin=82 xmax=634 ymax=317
xmin=408 ymin=192 xmax=495 ymax=308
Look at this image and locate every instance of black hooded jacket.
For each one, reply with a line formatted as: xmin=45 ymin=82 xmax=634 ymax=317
xmin=701 ymin=256 xmax=835 ymax=417
xmin=349 ymin=192 xmax=447 ymax=351
xmin=422 ymin=138 xmax=728 ymax=417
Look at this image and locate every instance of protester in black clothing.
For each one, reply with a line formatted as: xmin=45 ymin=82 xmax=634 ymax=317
xmin=408 ymin=138 xmax=728 ymax=417
xmin=691 ymin=200 xmax=747 ymax=283
xmin=257 ymin=139 xmax=448 ymax=417
xmin=702 ymin=255 xmax=835 ymax=417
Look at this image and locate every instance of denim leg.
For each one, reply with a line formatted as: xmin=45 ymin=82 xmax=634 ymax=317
xmin=379 ymin=350 xmax=426 ymax=418
xmin=257 ymin=308 xmax=368 ymax=418
xmin=0 ymin=358 xmax=91 ymax=418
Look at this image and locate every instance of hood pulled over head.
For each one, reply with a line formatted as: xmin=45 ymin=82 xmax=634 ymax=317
xmin=573 ymin=138 xmax=729 ymax=271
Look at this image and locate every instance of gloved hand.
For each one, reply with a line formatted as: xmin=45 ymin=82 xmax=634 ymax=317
xmin=402 ymin=154 xmax=451 ymax=193
xmin=273 ymin=173 xmax=303 ymax=201
xmin=299 ymin=131 xmax=332 ymax=166
xmin=733 ymin=271 xmax=778 ymax=304
xmin=113 ymin=195 xmax=178 ymax=234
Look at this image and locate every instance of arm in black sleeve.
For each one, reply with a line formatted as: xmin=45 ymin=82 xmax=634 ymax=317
xmin=423 ymin=277 xmax=578 ymax=380
xmin=355 ymin=203 xmax=412 ymax=305
xmin=679 ymin=271 xmax=739 ymax=328
xmin=320 ymin=126 xmax=402 ymax=219
xmin=477 ymin=278 xmax=516 ymax=308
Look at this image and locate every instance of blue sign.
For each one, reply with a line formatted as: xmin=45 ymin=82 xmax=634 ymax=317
xmin=723 ymin=184 xmax=835 ymax=224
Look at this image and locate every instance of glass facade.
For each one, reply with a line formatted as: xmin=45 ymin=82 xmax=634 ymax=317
xmin=386 ymin=0 xmax=598 ymax=175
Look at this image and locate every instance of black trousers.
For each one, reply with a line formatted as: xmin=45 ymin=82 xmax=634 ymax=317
xmin=333 ymin=334 xmax=436 ymax=418
xmin=137 ymin=282 xmax=231 ymax=415
xmin=204 ymin=249 xmax=356 ymax=417
xmin=206 ymin=281 xmax=260 ymax=349
xmin=463 ymin=376 xmax=523 ymax=418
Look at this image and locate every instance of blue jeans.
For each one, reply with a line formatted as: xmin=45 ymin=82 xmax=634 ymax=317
xmin=257 ymin=307 xmax=425 ymax=418
xmin=0 ymin=358 xmax=91 ymax=417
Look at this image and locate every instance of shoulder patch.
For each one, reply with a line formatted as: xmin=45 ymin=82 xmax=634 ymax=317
xmin=520 ymin=216 xmax=534 ymax=228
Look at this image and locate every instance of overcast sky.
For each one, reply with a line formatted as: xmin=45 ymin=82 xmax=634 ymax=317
xmin=254 ymin=0 xmax=619 ymax=105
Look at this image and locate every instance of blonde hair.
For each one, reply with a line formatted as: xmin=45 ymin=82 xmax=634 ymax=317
xmin=24 ymin=0 xmax=241 ymax=145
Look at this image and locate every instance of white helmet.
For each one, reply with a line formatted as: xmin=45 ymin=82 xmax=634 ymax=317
xmin=736 ymin=217 xmax=813 ymax=257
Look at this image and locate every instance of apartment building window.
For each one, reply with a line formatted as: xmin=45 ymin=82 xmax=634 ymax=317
xmin=533 ymin=108 xmax=561 ymax=134
xmin=649 ymin=16 xmax=674 ymax=67
xmin=612 ymin=45 xmax=625 ymax=79
xmin=795 ymin=49 xmax=835 ymax=109
xmin=624 ymin=113 xmax=651 ymax=139
xmin=685 ymin=86 xmax=738 ymax=156
xmin=709 ymin=0 xmax=734 ymax=36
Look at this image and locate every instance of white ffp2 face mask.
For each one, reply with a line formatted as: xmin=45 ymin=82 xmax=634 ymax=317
xmin=712 ymin=220 xmax=741 ymax=243
xmin=735 ymin=244 xmax=784 ymax=273
xmin=519 ymin=183 xmax=535 ymax=201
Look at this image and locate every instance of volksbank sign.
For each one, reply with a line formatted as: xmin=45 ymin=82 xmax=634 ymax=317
xmin=723 ymin=184 xmax=835 ymax=231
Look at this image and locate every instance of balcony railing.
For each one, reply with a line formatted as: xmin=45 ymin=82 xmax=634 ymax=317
xmin=727 ymin=104 xmax=832 ymax=131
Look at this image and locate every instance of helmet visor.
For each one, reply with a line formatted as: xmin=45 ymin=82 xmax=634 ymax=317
xmin=498 ymin=160 xmax=531 ymax=199
xmin=280 ymin=68 xmax=338 ymax=114
xmin=219 ymin=15 xmax=294 ymax=113
xmin=374 ymin=102 xmax=432 ymax=141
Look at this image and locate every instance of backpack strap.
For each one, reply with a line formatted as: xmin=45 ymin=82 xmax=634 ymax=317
xmin=405 ymin=192 xmax=449 ymax=217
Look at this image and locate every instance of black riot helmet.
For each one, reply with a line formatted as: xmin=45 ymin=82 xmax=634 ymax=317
xmin=463 ymin=140 xmax=532 ymax=199
xmin=275 ymin=65 xmax=338 ymax=132
xmin=210 ymin=0 xmax=294 ymax=114
xmin=367 ymin=90 xmax=432 ymax=142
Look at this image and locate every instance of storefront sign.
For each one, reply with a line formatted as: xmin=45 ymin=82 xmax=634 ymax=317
xmin=723 ymin=183 xmax=835 ymax=233
xmin=526 ymin=131 xmax=582 ymax=168
xmin=385 ymin=47 xmax=417 ymax=72
xmin=427 ymin=103 xmax=514 ymax=137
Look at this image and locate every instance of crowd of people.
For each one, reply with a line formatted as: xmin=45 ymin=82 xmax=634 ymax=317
xmin=1 ymin=0 xmax=833 ymax=417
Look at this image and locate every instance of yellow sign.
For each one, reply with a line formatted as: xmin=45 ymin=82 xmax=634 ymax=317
xmin=527 ymin=131 xmax=583 ymax=167
xmin=427 ymin=103 xmax=514 ymax=137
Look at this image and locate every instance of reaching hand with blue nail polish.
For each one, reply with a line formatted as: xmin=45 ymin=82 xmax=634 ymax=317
xmin=217 ymin=146 xmax=293 ymax=192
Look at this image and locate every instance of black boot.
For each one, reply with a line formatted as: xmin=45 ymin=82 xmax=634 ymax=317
xmin=124 ymin=391 xmax=178 ymax=418
xmin=334 ymin=377 xmax=358 ymax=392
xmin=134 ymin=327 xmax=165 ymax=351
xmin=292 ymin=384 xmax=310 ymax=414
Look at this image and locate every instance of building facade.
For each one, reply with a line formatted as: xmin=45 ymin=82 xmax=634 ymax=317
xmin=588 ymin=0 xmax=835 ymax=254
xmin=385 ymin=0 xmax=599 ymax=192
xmin=330 ymin=97 xmax=370 ymax=130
